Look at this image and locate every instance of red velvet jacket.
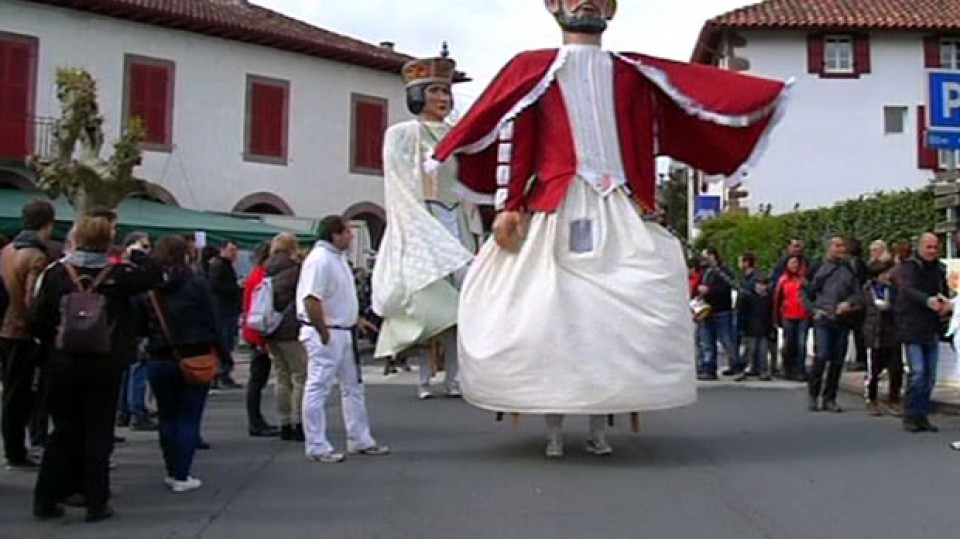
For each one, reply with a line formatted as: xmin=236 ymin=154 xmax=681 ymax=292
xmin=433 ymin=49 xmax=789 ymax=213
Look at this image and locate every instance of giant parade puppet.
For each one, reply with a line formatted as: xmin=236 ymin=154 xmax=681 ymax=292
xmin=429 ymin=0 xmax=791 ymax=458
xmin=371 ymin=48 xmax=479 ymax=400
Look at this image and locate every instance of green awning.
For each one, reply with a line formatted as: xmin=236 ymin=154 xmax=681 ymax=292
xmin=0 ymin=191 xmax=314 ymax=249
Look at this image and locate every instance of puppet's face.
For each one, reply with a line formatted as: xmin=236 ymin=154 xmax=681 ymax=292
xmin=421 ymin=83 xmax=453 ymax=122
xmin=544 ymin=0 xmax=617 ymax=35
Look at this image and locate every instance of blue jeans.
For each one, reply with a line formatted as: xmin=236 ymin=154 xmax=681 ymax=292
xmin=741 ymin=336 xmax=769 ymax=375
xmin=782 ymin=319 xmax=810 ymax=377
xmin=698 ymin=311 xmax=743 ymax=375
xmin=124 ymin=362 xmax=149 ymax=423
xmin=904 ymin=341 xmax=939 ymax=419
xmin=809 ymin=321 xmax=849 ymax=402
xmin=147 ymin=360 xmax=208 ymax=481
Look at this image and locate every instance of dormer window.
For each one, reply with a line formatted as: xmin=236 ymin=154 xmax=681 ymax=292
xmin=824 ymin=35 xmax=855 ymax=74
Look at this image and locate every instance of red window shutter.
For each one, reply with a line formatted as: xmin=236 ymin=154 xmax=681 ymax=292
xmin=354 ymin=101 xmax=385 ymax=170
xmin=249 ymin=82 xmax=286 ymax=158
xmin=924 ymin=36 xmax=942 ymax=68
xmin=129 ymin=63 xmax=170 ymax=145
xmin=0 ymin=40 xmax=34 ymax=159
xmin=918 ymin=105 xmax=939 ymax=170
xmin=854 ymin=34 xmax=871 ymax=74
xmin=807 ymin=34 xmax=824 ymax=74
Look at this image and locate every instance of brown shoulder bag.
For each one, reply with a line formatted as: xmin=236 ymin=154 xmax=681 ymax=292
xmin=147 ymin=291 xmax=219 ymax=386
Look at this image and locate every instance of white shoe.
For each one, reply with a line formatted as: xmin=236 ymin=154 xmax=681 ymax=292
xmin=170 ymin=476 xmax=202 ymax=492
xmin=545 ymin=439 xmax=564 ymax=458
xmin=306 ymin=452 xmax=345 ymax=463
xmin=585 ymin=438 xmax=613 ymax=456
xmin=444 ymin=382 xmax=462 ymax=398
xmin=417 ymin=386 xmax=432 ymax=400
xmin=347 ymin=444 xmax=391 ymax=456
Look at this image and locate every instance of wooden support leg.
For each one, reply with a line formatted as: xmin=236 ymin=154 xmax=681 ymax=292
xmin=630 ymin=412 xmax=641 ymax=433
xmin=511 ymin=413 xmax=522 ymax=429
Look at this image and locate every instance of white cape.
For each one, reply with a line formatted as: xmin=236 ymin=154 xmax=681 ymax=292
xmin=458 ymin=180 xmax=697 ymax=414
xmin=372 ymin=121 xmax=473 ymax=357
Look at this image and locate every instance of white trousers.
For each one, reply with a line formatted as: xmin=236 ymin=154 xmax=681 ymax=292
xmin=300 ymin=329 xmax=376 ymax=455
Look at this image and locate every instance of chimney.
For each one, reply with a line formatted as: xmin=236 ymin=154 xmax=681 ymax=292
xmin=379 ymin=41 xmax=395 ymax=51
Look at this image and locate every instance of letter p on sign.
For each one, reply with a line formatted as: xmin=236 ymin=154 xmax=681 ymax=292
xmin=929 ymin=71 xmax=960 ymax=130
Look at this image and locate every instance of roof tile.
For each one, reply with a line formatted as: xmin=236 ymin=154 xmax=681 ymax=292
xmin=709 ymin=0 xmax=960 ymax=30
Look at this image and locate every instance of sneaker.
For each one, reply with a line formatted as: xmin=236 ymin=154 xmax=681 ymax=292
xmin=758 ymin=374 xmax=773 ymax=381
xmin=733 ymin=372 xmax=748 ymax=382
xmin=883 ymin=402 xmax=903 ymax=417
xmin=903 ymin=418 xmax=924 ymax=433
xmin=865 ymin=401 xmax=883 ymax=416
xmin=306 ymin=452 xmax=345 ymax=463
xmin=822 ymin=400 xmax=843 ymax=413
xmin=918 ymin=417 xmax=939 ymax=433
xmin=444 ymin=382 xmax=462 ymax=398
xmin=544 ymin=439 xmax=564 ymax=458
xmin=170 ymin=476 xmax=202 ymax=492
xmin=721 ymin=368 xmax=735 ymax=376
xmin=130 ymin=419 xmax=159 ymax=432
xmin=585 ymin=438 xmax=613 ymax=456
xmin=5 ymin=456 xmax=40 ymax=471
xmin=417 ymin=386 xmax=432 ymax=400
xmin=348 ymin=445 xmax=390 ymax=456
xmin=697 ymin=372 xmax=718 ymax=381
xmin=949 ymin=440 xmax=960 ymax=451
xmin=807 ymin=396 xmax=820 ymax=412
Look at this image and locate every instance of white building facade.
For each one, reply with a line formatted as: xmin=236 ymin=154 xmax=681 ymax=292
xmin=0 ymin=0 xmax=421 ymax=242
xmin=692 ymin=1 xmax=959 ymax=213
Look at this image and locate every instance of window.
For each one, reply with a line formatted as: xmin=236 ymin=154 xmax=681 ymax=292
xmin=941 ymin=38 xmax=960 ymax=69
xmin=350 ymin=93 xmax=387 ymax=175
xmin=0 ymin=32 xmax=38 ymax=161
xmin=824 ymin=35 xmax=854 ymax=74
xmin=939 ymin=150 xmax=960 ymax=169
xmin=883 ymin=106 xmax=907 ymax=134
xmin=123 ymin=55 xmax=174 ymax=151
xmin=244 ymin=75 xmax=289 ymax=164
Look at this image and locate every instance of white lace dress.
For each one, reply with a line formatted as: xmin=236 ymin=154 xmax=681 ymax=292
xmin=371 ymin=120 xmax=475 ymax=358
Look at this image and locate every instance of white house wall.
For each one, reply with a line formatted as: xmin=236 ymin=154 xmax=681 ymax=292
xmin=729 ymin=30 xmax=932 ymax=213
xmin=1 ymin=0 xmax=409 ymax=217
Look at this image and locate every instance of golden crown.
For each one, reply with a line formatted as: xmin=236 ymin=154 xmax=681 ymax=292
xmin=402 ymin=56 xmax=456 ymax=87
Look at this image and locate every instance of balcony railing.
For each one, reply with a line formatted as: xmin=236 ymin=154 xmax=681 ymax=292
xmin=0 ymin=116 xmax=57 ymax=162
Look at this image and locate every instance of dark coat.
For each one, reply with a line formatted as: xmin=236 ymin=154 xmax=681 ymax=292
xmin=738 ymin=286 xmax=774 ymax=337
xmin=893 ymin=257 xmax=949 ymax=344
xmin=803 ymin=258 xmax=863 ymax=324
xmin=30 ymin=251 xmax=161 ymax=370
xmin=702 ymin=265 xmax=734 ymax=314
xmin=207 ymin=255 xmax=242 ymax=318
xmin=144 ymin=268 xmax=221 ymax=359
xmin=861 ymin=282 xmax=898 ymax=349
xmin=263 ymin=252 xmax=301 ymax=341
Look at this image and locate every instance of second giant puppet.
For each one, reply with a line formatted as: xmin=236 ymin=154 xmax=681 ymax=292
xmin=372 ymin=52 xmax=477 ymax=399
xmin=431 ymin=0 xmax=790 ymax=456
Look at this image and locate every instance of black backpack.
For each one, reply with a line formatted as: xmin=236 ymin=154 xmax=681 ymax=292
xmin=55 ymin=263 xmax=114 ymax=355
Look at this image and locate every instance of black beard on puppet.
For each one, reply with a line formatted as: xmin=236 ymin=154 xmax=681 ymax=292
xmin=555 ymin=7 xmax=607 ymax=35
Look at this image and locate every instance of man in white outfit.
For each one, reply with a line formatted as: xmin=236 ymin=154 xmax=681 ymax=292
xmin=297 ymin=216 xmax=389 ymax=463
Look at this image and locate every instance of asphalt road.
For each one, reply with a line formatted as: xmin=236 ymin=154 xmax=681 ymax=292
xmin=2 ymin=371 xmax=959 ymax=539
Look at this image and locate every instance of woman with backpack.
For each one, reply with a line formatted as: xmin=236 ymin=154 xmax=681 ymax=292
xmin=30 ymin=214 xmax=161 ymax=522
xmin=144 ymin=235 xmax=221 ymax=493
xmin=261 ymin=233 xmax=306 ymax=441
xmin=242 ymin=242 xmax=280 ymax=437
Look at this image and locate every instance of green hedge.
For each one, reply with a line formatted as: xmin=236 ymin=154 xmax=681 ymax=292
xmin=695 ymin=189 xmax=939 ymax=272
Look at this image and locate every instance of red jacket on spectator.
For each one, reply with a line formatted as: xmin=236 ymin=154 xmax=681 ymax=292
xmin=775 ymin=273 xmax=809 ymax=323
xmin=242 ymin=266 xmax=266 ymax=347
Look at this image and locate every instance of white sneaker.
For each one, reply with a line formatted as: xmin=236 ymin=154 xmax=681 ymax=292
xmin=444 ymin=381 xmax=462 ymax=398
xmin=306 ymin=452 xmax=345 ymax=463
xmin=585 ymin=438 xmax=613 ymax=456
xmin=545 ymin=439 xmax=564 ymax=458
xmin=170 ymin=476 xmax=203 ymax=492
xmin=417 ymin=386 xmax=432 ymax=400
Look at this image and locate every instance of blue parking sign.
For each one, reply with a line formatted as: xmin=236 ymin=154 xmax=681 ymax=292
xmin=928 ymin=71 xmax=960 ymax=131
